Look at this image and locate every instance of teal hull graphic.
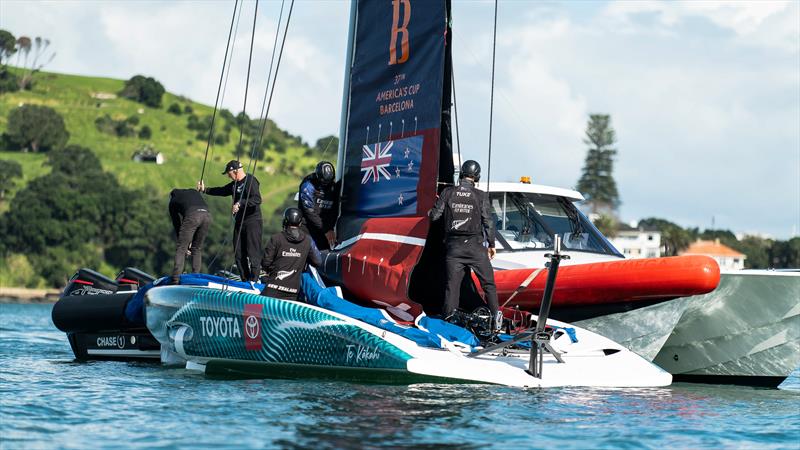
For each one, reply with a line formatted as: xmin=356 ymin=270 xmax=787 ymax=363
xmin=146 ymin=286 xmax=413 ymax=376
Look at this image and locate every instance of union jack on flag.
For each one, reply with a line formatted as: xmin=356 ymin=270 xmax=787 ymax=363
xmin=361 ymin=141 xmax=394 ymax=184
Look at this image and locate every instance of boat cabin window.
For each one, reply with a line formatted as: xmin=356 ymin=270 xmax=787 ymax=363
xmin=489 ymin=192 xmax=621 ymax=256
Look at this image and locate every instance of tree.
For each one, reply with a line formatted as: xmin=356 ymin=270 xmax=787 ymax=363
xmin=138 ymin=125 xmax=152 ymax=139
xmin=167 ymin=103 xmax=182 ymax=115
xmin=6 ymin=104 xmax=69 ymax=152
xmin=46 ymin=145 xmax=103 ymax=176
xmin=119 ymin=75 xmax=165 ymax=108
xmin=698 ymin=229 xmax=738 ymax=249
xmin=0 ymin=67 xmax=19 ymax=93
xmin=735 ymin=235 xmax=771 ymax=269
xmin=0 ymin=159 xmax=22 ymax=200
xmin=15 ymin=36 xmax=56 ymax=90
xmin=0 ymin=144 xmax=177 ymax=286
xmin=576 ymin=114 xmax=620 ymax=215
xmin=769 ymin=238 xmax=800 ymax=269
xmin=314 ymin=135 xmax=339 ymax=156
xmin=593 ymin=214 xmax=618 ymax=238
xmin=638 ymin=217 xmax=692 ymax=256
xmin=0 ymin=29 xmax=17 ymax=65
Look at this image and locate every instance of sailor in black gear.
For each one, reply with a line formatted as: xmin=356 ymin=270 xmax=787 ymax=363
xmin=197 ymin=160 xmax=263 ymax=282
xmin=428 ymin=160 xmax=502 ymax=331
xmin=298 ymin=161 xmax=339 ymax=251
xmin=260 ymin=208 xmax=322 ymax=301
xmin=169 ymin=188 xmax=212 ymax=283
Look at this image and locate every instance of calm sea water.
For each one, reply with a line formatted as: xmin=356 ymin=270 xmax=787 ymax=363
xmin=1 ymin=302 xmax=798 ymax=450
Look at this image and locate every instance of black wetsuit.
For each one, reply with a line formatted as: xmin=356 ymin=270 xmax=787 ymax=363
xmin=205 ymin=174 xmax=263 ymax=281
xmin=169 ymin=189 xmax=212 ymax=282
xmin=298 ymin=174 xmax=339 ymax=250
xmin=260 ymin=227 xmax=322 ymax=301
xmin=428 ymin=178 xmax=499 ymax=319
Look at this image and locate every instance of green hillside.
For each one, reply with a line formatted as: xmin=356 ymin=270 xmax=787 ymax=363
xmin=0 ymin=69 xmax=316 ymax=202
xmin=0 ymin=69 xmax=320 ymax=209
xmin=0 ymin=69 xmax=330 ymax=287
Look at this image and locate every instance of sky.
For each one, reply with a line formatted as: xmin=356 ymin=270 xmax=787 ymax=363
xmin=1 ymin=0 xmax=798 ymax=239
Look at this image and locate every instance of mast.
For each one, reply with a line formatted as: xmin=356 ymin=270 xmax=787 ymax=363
xmin=336 ymin=0 xmax=358 ymax=181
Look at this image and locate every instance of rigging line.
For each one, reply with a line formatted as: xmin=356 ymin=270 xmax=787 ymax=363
xmin=235 ymin=0 xmax=259 ymax=164
xmin=230 ymin=0 xmax=294 ymax=279
xmin=226 ymin=0 xmax=260 ymax=277
xmin=451 ymin=30 xmax=540 ymax=152
xmin=199 ymin=0 xmax=243 ymax=275
xmin=248 ymin=0 xmax=294 ymax=179
xmin=199 ymin=0 xmax=240 ymax=182
xmin=244 ymin=0 xmax=286 ymax=176
xmin=320 ymin=134 xmax=336 ymax=156
xmin=206 ymin=0 xmax=245 ymax=172
xmin=486 ymin=0 xmax=498 ymax=191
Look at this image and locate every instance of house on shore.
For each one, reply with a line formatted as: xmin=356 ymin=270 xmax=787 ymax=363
xmin=680 ymin=239 xmax=747 ymax=271
xmin=607 ymin=223 xmax=662 ymax=259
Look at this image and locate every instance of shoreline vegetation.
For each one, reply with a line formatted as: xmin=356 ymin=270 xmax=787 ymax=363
xmin=0 ymin=287 xmax=60 ymax=303
xmin=0 ymin=67 xmax=332 ymax=288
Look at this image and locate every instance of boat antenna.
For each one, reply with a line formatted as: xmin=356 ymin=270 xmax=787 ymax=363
xmin=199 ymin=0 xmax=240 ymax=182
xmin=486 ymin=0 xmax=498 ymax=191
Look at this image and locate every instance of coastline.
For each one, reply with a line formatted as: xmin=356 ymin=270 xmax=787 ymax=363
xmin=0 ymin=287 xmax=61 ymax=303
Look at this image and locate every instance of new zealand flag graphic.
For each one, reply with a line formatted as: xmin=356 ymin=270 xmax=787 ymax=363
xmin=356 ymin=135 xmax=423 ymax=217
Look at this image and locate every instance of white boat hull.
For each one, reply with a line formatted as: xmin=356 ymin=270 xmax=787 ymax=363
xmin=146 ymin=286 xmax=671 ymax=388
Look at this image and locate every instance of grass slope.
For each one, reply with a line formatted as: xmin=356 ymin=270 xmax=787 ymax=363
xmin=0 ymin=69 xmax=319 ymax=217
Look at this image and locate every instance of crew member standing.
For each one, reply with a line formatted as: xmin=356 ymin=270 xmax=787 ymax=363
xmin=428 ymin=160 xmax=501 ymax=331
xmin=260 ymin=208 xmax=322 ymax=301
xmin=197 ymin=160 xmax=263 ymax=282
xmin=168 ymin=188 xmax=212 ymax=284
xmin=298 ymin=161 xmax=339 ymax=250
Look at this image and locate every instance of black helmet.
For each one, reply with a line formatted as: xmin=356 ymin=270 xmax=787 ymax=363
xmin=283 ymin=207 xmax=303 ymax=228
xmin=460 ymin=160 xmax=481 ymax=181
xmin=315 ymin=161 xmax=335 ymax=186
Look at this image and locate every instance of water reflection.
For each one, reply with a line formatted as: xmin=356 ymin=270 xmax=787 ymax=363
xmin=2 ymin=303 xmax=799 ymax=450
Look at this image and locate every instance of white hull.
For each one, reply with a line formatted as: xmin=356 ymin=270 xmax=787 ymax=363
xmin=654 ymin=270 xmax=800 ymax=383
xmin=403 ymin=314 xmax=672 ymax=388
xmin=151 ymin=286 xmax=670 ymax=388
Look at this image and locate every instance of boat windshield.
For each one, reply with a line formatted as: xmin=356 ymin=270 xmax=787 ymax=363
xmin=489 ymin=192 xmax=622 ymax=256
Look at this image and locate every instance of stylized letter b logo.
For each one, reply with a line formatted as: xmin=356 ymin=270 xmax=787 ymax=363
xmin=389 ymin=0 xmax=411 ymax=65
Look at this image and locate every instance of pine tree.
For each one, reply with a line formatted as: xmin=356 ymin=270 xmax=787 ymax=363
xmin=576 ymin=114 xmax=620 ymax=215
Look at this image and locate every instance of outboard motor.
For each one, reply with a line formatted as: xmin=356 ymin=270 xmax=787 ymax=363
xmin=61 ymin=268 xmax=118 ymax=298
xmin=54 ymin=267 xmax=161 ymax=361
xmin=115 ymin=267 xmax=156 ymax=292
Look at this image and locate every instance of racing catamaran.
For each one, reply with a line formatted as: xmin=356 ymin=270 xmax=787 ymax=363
xmin=51 ymin=0 xmax=673 ymax=389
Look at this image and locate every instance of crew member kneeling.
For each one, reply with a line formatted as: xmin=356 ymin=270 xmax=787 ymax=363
xmin=260 ymin=208 xmax=322 ymax=301
xmin=428 ymin=160 xmax=502 ymax=331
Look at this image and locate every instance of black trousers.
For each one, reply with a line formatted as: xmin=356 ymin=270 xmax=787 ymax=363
xmin=233 ymin=217 xmax=263 ymax=281
xmin=443 ymin=235 xmax=499 ymax=317
xmin=171 ymin=210 xmax=211 ymax=281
